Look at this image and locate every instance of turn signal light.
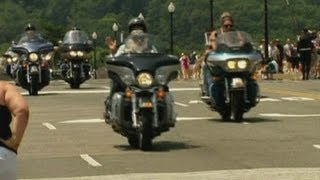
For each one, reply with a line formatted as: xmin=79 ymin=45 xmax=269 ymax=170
xmin=157 ymin=88 xmax=166 ymax=97
xmin=125 ymin=88 xmax=133 ymax=98
xmin=251 ymin=75 xmax=258 ymax=80
xmin=212 ymin=76 xmax=221 ymax=81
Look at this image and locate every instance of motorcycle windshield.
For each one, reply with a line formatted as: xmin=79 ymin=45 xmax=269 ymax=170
xmin=216 ymin=31 xmax=254 ymax=53
xmin=18 ymin=32 xmax=47 ymax=44
xmin=63 ymin=30 xmax=90 ymax=44
xmin=123 ymin=30 xmax=157 ymax=54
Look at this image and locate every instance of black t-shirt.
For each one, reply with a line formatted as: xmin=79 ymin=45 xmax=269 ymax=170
xmin=0 ymin=105 xmax=12 ymax=140
xmin=0 ymin=105 xmax=16 ymax=153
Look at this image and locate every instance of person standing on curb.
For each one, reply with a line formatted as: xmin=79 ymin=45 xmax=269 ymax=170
xmin=297 ymin=28 xmax=315 ymax=80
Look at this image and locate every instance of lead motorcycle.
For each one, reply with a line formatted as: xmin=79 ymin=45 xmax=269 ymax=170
xmin=59 ymin=28 xmax=93 ymax=89
xmin=104 ymin=32 xmax=179 ymax=151
xmin=11 ymin=32 xmax=54 ymax=95
xmin=201 ymin=31 xmax=263 ymax=121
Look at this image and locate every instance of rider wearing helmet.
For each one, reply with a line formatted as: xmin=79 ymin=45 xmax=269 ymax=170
xmin=18 ymin=23 xmax=38 ymax=43
xmin=105 ymin=16 xmax=150 ymax=55
xmin=104 ymin=15 xmax=157 ymax=120
xmin=25 ymin=23 xmax=36 ymax=32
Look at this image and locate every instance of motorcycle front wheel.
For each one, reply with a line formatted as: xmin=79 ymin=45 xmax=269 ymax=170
xmin=29 ymin=75 xmax=39 ymax=96
xmin=231 ymin=91 xmax=245 ymax=122
xmin=70 ymin=70 xmax=81 ymax=89
xmin=138 ymin=112 xmax=153 ymax=151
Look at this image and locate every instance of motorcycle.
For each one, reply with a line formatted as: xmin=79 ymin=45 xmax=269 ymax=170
xmin=201 ymin=31 xmax=263 ymax=121
xmin=2 ymin=47 xmax=19 ymax=78
xmin=59 ymin=29 xmax=93 ymax=89
xmin=104 ymin=32 xmax=179 ymax=151
xmin=11 ymin=32 xmax=54 ymax=95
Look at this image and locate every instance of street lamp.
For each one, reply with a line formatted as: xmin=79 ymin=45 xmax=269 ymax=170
xmin=264 ymin=0 xmax=269 ymax=60
xmin=168 ymin=2 xmax=175 ymax=54
xmin=112 ymin=23 xmax=119 ymax=40
xmin=91 ymin=32 xmax=97 ymax=79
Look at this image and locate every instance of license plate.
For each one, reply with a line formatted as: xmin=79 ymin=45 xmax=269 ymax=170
xmin=139 ymin=98 xmax=153 ymax=108
xmin=231 ymin=78 xmax=244 ymax=88
xmin=30 ymin=66 xmax=38 ymax=73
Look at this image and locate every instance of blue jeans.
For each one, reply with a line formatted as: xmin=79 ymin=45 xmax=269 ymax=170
xmin=202 ymin=65 xmax=213 ymax=96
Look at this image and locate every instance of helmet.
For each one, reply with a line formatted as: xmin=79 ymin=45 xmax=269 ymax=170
xmin=72 ymin=26 xmax=80 ymax=31
xmin=128 ymin=17 xmax=147 ymax=33
xmin=220 ymin=11 xmax=233 ymax=23
xmin=25 ymin=23 xmax=36 ymax=31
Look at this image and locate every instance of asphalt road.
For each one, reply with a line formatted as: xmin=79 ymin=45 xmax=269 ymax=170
xmin=14 ymin=78 xmax=320 ymax=180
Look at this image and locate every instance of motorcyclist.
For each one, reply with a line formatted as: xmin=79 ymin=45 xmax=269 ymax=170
xmin=104 ymin=16 xmax=158 ymax=119
xmin=105 ymin=16 xmax=157 ymax=56
xmin=60 ymin=26 xmax=92 ymax=79
xmin=202 ymin=11 xmax=235 ymax=97
xmin=18 ymin=23 xmax=40 ymax=44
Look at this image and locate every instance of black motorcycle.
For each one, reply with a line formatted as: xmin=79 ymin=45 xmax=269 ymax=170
xmin=11 ymin=32 xmax=54 ymax=95
xmin=201 ymin=31 xmax=263 ymax=121
xmin=2 ymin=47 xmax=19 ymax=78
xmin=104 ymin=32 xmax=179 ymax=151
xmin=59 ymin=29 xmax=93 ymax=89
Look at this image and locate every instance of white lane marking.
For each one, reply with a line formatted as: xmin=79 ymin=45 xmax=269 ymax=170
xmin=313 ymin=144 xmax=320 ymax=150
xmin=17 ymin=168 xmax=320 ymax=180
xmin=189 ymin=100 xmax=204 ymax=104
xmin=281 ymin=97 xmax=315 ymax=101
xmin=20 ymin=87 xmax=201 ymax=95
xmin=42 ymin=123 xmax=56 ymax=130
xmin=174 ymin=102 xmax=189 ymax=107
xmin=21 ymin=90 xmax=109 ymax=95
xmin=176 ymin=117 xmax=214 ymax=121
xmin=59 ymin=117 xmax=216 ymax=124
xmin=260 ymin=98 xmax=281 ymax=102
xmin=80 ymin=154 xmax=102 ymax=167
xmin=260 ymin=113 xmax=320 ymax=117
xmin=60 ymin=119 xmax=104 ymax=124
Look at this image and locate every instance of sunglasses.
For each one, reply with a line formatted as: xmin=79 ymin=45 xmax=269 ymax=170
xmin=223 ymin=24 xmax=233 ymax=28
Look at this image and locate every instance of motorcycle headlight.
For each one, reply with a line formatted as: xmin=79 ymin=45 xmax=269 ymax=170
xmin=7 ymin=57 xmax=12 ymax=63
xmin=29 ymin=53 xmax=38 ymax=62
xmin=70 ymin=51 xmax=77 ymax=57
xmin=12 ymin=56 xmax=18 ymax=62
xmin=227 ymin=60 xmax=236 ymax=69
xmin=137 ymin=73 xmax=153 ymax=88
xmin=237 ymin=60 xmax=247 ymax=69
xmin=77 ymin=51 xmax=84 ymax=57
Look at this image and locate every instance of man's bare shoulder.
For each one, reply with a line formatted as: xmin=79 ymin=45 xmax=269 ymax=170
xmin=0 ymin=81 xmax=14 ymax=89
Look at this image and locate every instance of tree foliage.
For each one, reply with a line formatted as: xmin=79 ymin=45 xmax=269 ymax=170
xmin=0 ymin=0 xmax=319 ymax=56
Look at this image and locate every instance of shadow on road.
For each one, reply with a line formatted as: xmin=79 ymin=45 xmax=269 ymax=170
xmin=114 ymin=141 xmax=200 ymax=152
xmin=209 ymin=117 xmax=280 ymax=124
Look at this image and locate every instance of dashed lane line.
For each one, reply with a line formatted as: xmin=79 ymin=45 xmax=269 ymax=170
xmin=42 ymin=122 xmax=57 ymax=130
xmin=80 ymin=154 xmax=102 ymax=167
xmin=313 ymin=144 xmax=320 ymax=150
xmin=259 ymin=113 xmax=320 ymax=117
xmin=174 ymin=102 xmax=189 ymax=107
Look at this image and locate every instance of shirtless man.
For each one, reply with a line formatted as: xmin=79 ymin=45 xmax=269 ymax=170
xmin=0 ymin=81 xmax=29 ymax=180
